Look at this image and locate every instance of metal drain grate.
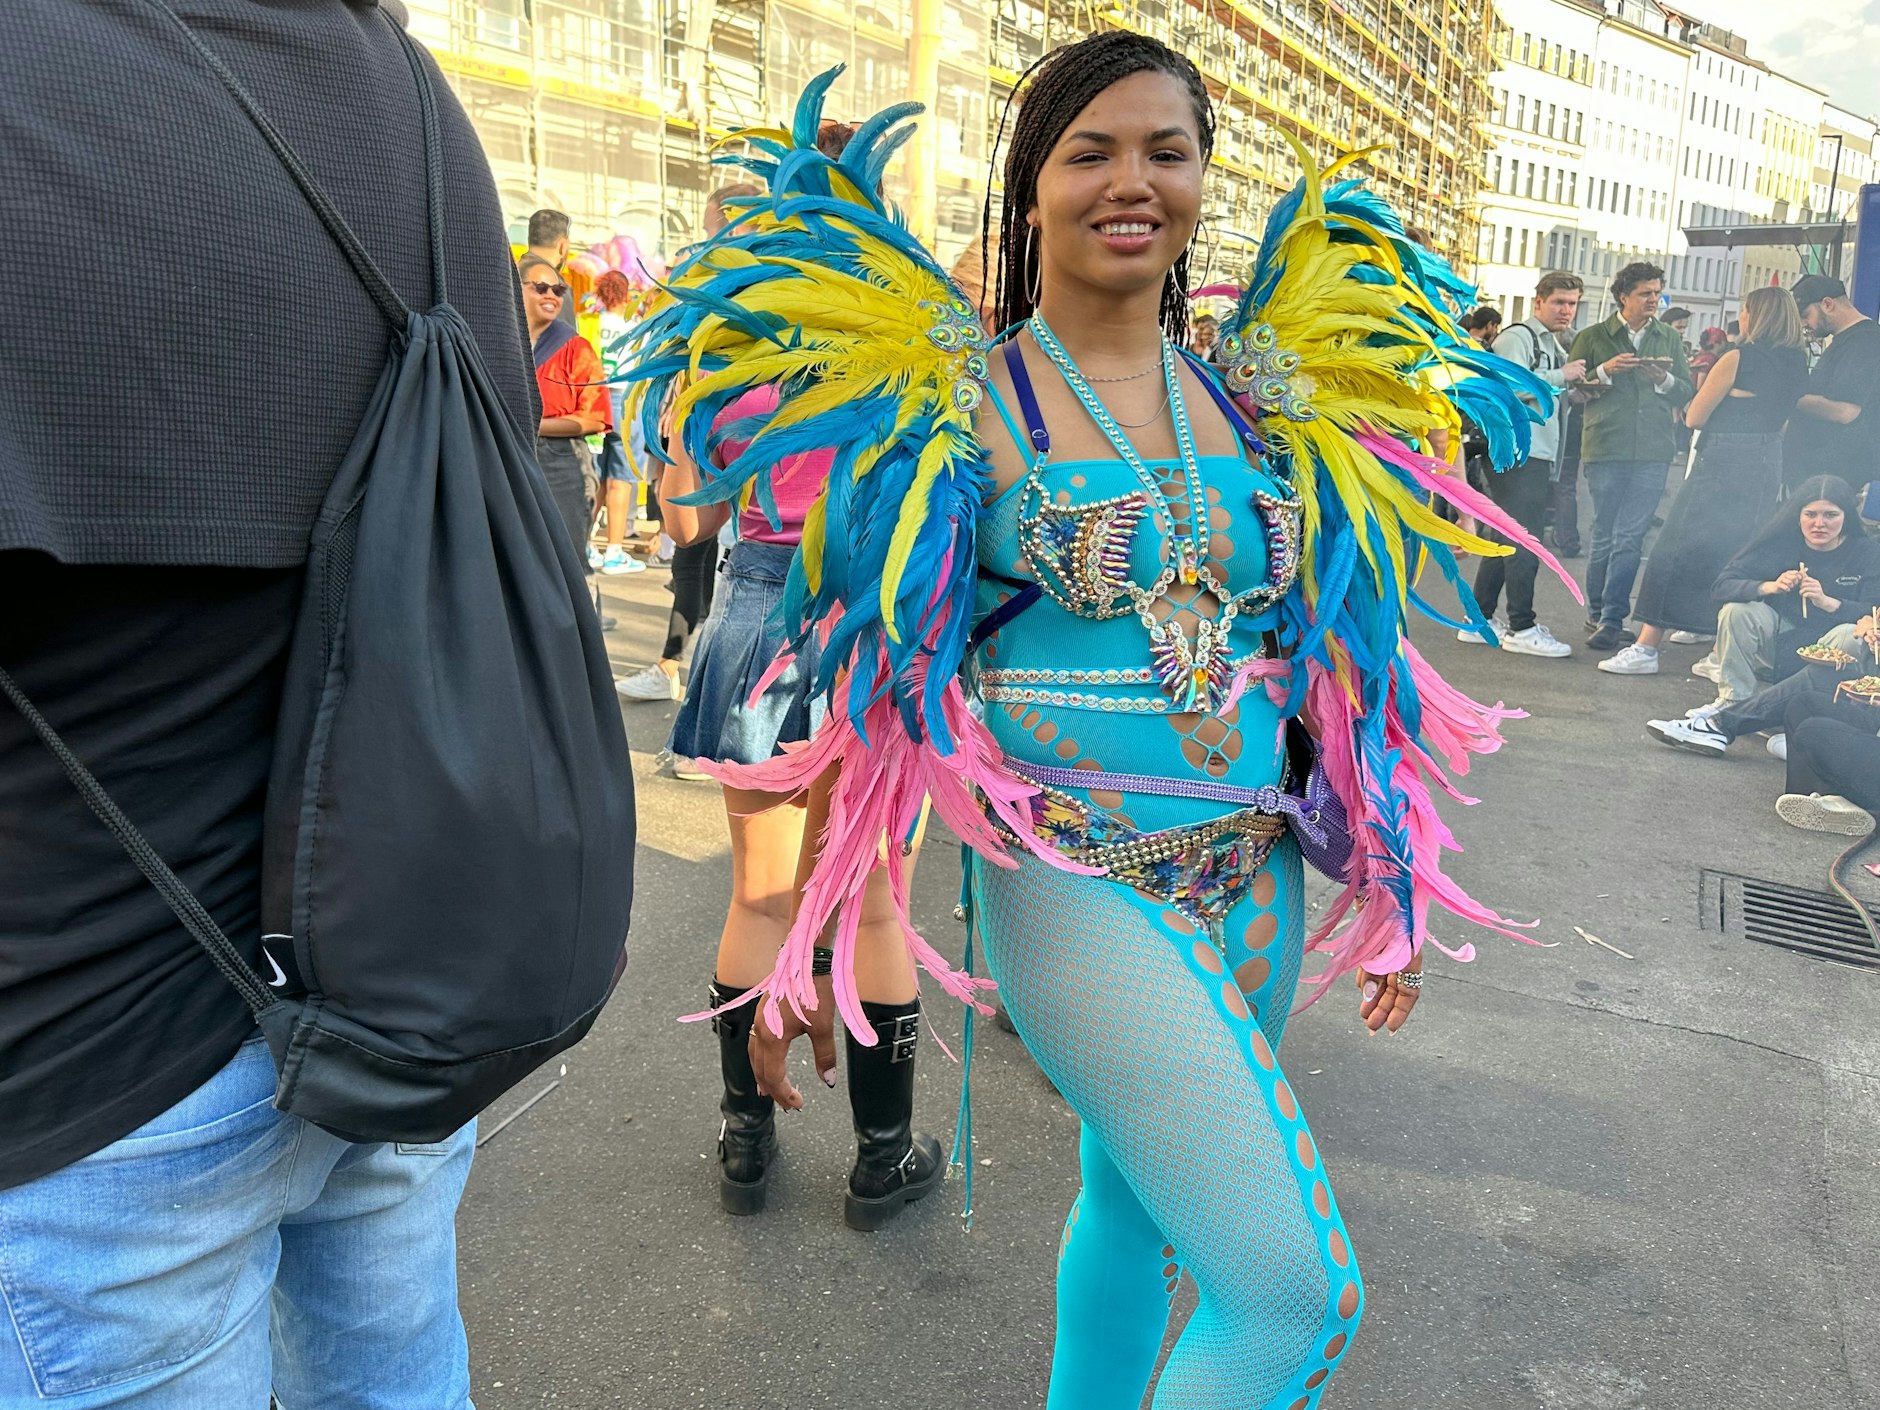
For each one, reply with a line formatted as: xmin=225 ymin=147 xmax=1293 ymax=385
xmin=1699 ymin=869 xmax=1880 ymax=967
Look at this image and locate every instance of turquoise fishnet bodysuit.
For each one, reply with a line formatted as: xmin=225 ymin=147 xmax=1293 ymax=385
xmin=969 ymin=375 xmax=1362 ymax=1409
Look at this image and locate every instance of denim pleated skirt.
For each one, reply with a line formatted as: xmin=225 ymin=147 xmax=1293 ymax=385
xmin=667 ymin=538 xmax=825 ymax=766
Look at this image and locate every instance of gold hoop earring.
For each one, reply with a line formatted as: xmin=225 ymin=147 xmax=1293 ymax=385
xmin=1025 ymin=226 xmax=1042 ymax=306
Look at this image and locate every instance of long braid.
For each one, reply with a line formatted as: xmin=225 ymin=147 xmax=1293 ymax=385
xmin=986 ymin=32 xmax=1216 ymax=344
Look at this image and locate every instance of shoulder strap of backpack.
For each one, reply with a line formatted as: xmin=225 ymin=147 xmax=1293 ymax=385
xmin=0 ymin=665 xmax=273 ymax=1016
xmin=134 ymin=0 xmax=448 ymax=325
xmin=0 ymin=5 xmax=463 ymax=1017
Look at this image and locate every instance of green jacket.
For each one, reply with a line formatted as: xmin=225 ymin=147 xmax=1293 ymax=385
xmin=1566 ymin=314 xmax=1695 ymax=464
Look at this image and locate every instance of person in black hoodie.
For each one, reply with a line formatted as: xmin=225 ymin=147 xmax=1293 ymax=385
xmin=1708 ymin=475 xmax=1880 ymax=704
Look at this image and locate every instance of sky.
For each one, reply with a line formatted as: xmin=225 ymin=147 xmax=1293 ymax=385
xmin=1686 ymin=0 xmax=1880 ymax=117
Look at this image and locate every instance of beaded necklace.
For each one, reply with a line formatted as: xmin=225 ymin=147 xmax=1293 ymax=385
xmin=1026 ymin=315 xmax=1238 ymax=712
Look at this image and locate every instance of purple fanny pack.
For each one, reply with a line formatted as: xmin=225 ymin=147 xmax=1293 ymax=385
xmin=1006 ymin=746 xmax=1354 ymax=883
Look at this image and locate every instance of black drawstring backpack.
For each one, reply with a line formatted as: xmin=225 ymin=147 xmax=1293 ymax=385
xmin=0 ymin=2 xmax=635 ymax=1144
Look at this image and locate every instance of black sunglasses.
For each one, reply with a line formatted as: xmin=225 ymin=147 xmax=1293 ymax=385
xmin=524 ymin=280 xmax=568 ymax=298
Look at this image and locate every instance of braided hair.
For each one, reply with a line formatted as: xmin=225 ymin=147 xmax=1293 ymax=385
xmin=984 ymin=32 xmax=1215 ymax=343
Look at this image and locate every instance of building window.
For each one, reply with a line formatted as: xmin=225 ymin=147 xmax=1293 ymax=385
xmin=1547 ymin=103 xmax=1557 ymax=137
xmin=1515 ymin=94 xmax=1526 ymax=130
xmin=1525 ymin=164 xmax=1535 ymax=198
xmin=1502 ymin=226 xmax=1514 ymax=262
xmin=1554 ymin=167 xmax=1566 ymax=203
xmin=1573 ymin=110 xmax=1584 ymax=144
xmin=1569 ymin=172 xmax=1578 ymax=204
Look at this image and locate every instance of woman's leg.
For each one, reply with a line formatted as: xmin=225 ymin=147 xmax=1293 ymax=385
xmin=709 ymin=785 xmax=809 ymax=1214
xmin=790 ymin=771 xmax=942 ymax=1229
xmin=658 ymin=538 xmax=721 ymax=682
xmin=979 ymin=847 xmax=1357 ymax=1410
xmin=1788 ymin=716 xmax=1880 ymax=814
xmin=1714 ymin=600 xmax=1782 ymax=703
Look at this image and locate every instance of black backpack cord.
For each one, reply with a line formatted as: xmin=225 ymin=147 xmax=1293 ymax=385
xmin=0 ymin=666 xmax=273 ymax=1017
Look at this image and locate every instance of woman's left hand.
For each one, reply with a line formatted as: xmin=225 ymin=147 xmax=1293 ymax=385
xmin=1357 ymin=955 xmax=1423 ymax=1034
xmin=749 ymin=972 xmax=839 ymax=1111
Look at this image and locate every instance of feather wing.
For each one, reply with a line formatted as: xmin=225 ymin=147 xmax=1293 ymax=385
xmin=1218 ymin=140 xmax=1583 ymax=992
xmin=615 ymin=69 xmax=1073 ymax=1040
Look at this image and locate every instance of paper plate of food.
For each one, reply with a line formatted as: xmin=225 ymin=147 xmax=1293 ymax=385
xmin=1833 ymin=675 xmax=1880 ymax=705
xmin=1798 ymin=643 xmax=1859 ymax=669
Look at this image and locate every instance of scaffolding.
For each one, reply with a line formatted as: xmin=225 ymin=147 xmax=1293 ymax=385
xmin=408 ymin=0 xmax=1493 ymax=278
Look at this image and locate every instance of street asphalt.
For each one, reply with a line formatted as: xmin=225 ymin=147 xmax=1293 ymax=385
xmin=456 ymin=497 xmax=1879 ymax=1410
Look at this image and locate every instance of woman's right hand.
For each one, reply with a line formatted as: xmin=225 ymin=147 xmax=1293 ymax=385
xmin=1765 ymin=570 xmax=1804 ymax=596
xmin=749 ymin=974 xmax=839 ymax=1111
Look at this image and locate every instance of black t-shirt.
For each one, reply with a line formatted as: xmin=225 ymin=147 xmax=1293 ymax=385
xmin=0 ymin=556 xmax=297 ymax=1189
xmin=0 ymin=1 xmax=536 ymax=1188
xmin=1787 ymin=319 xmax=1880 ymax=483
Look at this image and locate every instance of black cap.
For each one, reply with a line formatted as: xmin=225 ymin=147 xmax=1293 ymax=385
xmin=1792 ymin=274 xmax=1848 ymax=308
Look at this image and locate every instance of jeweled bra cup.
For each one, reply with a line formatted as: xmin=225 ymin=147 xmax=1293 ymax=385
xmin=989 ymin=783 xmax=1285 ymax=947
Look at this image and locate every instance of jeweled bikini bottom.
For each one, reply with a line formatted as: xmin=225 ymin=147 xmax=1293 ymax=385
xmin=991 ymin=782 xmax=1285 ymax=945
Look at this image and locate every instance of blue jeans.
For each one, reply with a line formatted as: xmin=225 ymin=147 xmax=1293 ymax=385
xmin=0 ymin=1039 xmax=475 ymax=1408
xmin=1583 ymin=459 xmax=1668 ymax=628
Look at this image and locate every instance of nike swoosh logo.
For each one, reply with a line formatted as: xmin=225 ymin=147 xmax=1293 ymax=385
xmin=260 ymin=934 xmax=292 ymax=988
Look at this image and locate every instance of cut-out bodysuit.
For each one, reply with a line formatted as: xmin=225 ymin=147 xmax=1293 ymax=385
xmin=968 ymin=354 xmax=1362 ymax=1410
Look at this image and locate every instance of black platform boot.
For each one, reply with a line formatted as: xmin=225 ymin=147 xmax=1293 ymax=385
xmin=711 ymin=981 xmax=777 ymax=1215
xmin=843 ymin=999 xmax=943 ymax=1231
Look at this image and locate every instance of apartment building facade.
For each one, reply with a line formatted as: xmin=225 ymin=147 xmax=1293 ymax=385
xmin=400 ymin=0 xmax=1497 ymax=282
xmin=1475 ymin=0 xmax=1858 ymax=334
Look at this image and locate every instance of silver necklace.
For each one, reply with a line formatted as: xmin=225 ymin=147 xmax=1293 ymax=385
xmin=1081 ymin=359 xmax=1165 ymax=384
xmin=1107 ymin=390 xmax=1170 ymax=428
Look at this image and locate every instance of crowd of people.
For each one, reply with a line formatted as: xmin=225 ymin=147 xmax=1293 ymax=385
xmin=5 ymin=3 xmax=1878 ymax=1409
xmin=1453 ymin=258 xmax=1880 ymax=839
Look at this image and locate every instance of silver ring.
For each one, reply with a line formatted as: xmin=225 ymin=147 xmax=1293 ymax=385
xmin=1395 ymin=971 xmax=1424 ymax=991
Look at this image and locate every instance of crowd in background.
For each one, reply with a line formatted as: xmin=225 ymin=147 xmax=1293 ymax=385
xmin=1456 ymin=257 xmax=1880 ymax=842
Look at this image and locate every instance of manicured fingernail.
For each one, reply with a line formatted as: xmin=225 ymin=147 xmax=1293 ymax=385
xmin=1362 ymin=982 xmax=1379 ymax=1001
xmin=820 ymin=1069 xmax=837 ymax=1087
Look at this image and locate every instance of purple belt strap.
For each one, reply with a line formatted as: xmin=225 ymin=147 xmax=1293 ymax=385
xmin=1006 ymin=759 xmax=1330 ymax=847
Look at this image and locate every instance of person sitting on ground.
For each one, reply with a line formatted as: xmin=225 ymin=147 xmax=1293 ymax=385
xmin=1648 ymin=613 xmax=1875 ymax=755
xmin=1599 ymin=286 xmax=1808 ymax=677
xmin=1701 ymin=474 xmax=1879 ymax=706
xmin=1647 ymin=617 xmax=1880 ymax=836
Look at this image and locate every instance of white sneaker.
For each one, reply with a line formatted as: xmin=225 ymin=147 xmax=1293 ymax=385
xmin=1457 ymin=616 xmax=1508 ymax=645
xmin=1500 ymin=624 xmax=1572 ymax=658
xmin=1766 ymin=732 xmax=1788 ymax=761
xmin=615 ymin=663 xmax=683 ymax=702
xmin=1775 ymin=792 xmax=1875 ymax=836
xmin=1598 ymin=643 xmax=1660 ymax=675
xmin=599 ymin=546 xmax=646 ymax=575
xmin=1646 ymin=715 xmax=1729 ymax=753
xmin=1685 ymin=697 xmax=1727 ymax=720
xmin=1691 ymin=655 xmax=1722 ymax=684
xmin=1668 ymin=630 xmax=1714 ymax=645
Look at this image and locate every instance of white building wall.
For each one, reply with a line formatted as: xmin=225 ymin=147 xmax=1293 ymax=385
xmin=1475 ymin=0 xmax=1604 ymax=324
xmin=1664 ymin=39 xmax=1772 ymax=334
xmin=1571 ymin=8 xmax=1687 ymax=322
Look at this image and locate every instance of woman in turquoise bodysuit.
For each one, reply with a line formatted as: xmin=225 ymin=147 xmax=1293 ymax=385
xmin=957 ymin=33 xmax=1417 ymax=1408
